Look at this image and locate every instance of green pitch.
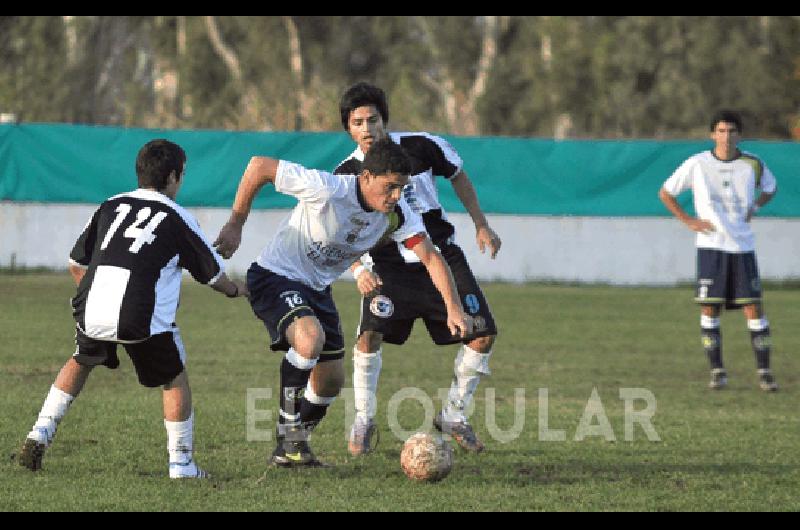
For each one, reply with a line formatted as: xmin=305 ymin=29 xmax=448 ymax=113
xmin=1 ymin=273 xmax=798 ymax=511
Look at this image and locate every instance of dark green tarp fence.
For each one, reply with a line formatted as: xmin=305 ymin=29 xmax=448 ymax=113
xmin=1 ymin=123 xmax=798 ymax=216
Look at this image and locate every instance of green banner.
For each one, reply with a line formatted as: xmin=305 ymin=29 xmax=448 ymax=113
xmin=1 ymin=123 xmax=798 ymax=216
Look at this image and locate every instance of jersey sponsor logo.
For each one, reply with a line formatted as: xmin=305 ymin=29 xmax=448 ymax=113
xmin=346 ymin=216 xmax=371 ymax=244
xmin=403 ymin=184 xmax=423 ymax=213
xmin=464 ymin=294 xmax=481 ymax=314
xmin=369 ymin=295 xmax=394 ymax=318
xmin=306 ymin=240 xmax=362 ymax=268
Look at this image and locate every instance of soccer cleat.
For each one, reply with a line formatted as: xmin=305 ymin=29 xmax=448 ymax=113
xmin=708 ymin=368 xmax=728 ymax=390
xmin=758 ymin=370 xmax=779 ymax=392
xmin=434 ymin=411 xmax=485 ymax=453
xmin=169 ymin=459 xmax=209 ymax=479
xmin=18 ymin=438 xmax=46 ymax=471
xmin=270 ymin=428 xmax=327 ymax=468
xmin=348 ymin=418 xmax=379 ymax=456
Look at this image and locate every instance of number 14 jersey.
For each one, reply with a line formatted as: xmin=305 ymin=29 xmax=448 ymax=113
xmin=70 ymin=189 xmax=225 ymax=343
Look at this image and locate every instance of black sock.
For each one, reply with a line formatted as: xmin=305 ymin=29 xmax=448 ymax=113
xmin=750 ymin=328 xmax=771 ymax=371
xmin=278 ymin=357 xmax=313 ymax=435
xmin=299 ymin=398 xmax=330 ymax=433
xmin=702 ymin=327 xmax=723 ymax=370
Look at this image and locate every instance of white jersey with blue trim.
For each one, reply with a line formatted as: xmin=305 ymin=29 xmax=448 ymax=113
xmin=335 ymin=132 xmax=463 ymax=267
xmin=256 ymin=161 xmax=426 ymax=291
xmin=663 ymin=150 xmax=776 ymax=252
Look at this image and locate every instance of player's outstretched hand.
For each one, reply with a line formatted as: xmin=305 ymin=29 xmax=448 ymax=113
xmin=214 ymin=221 xmax=243 ymax=260
xmin=448 ymin=311 xmax=474 ymax=339
xmin=232 ymin=279 xmax=250 ymax=300
xmin=356 ymin=270 xmax=383 ymax=297
xmin=477 ymin=225 xmax=502 ymax=259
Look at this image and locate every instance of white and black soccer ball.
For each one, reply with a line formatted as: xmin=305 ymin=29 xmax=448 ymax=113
xmin=400 ymin=432 xmax=453 ymax=482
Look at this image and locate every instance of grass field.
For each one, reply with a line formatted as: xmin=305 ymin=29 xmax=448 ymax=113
xmin=1 ymin=272 xmax=798 ymax=511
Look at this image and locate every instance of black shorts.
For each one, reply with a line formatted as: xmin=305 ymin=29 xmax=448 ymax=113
xmin=359 ymin=244 xmax=497 ymax=346
xmin=73 ymin=327 xmax=186 ymax=388
xmin=247 ymin=263 xmax=345 ymax=361
xmin=695 ymin=249 xmax=762 ymax=309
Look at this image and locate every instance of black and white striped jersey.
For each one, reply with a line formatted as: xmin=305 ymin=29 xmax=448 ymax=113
xmin=69 ymin=189 xmax=224 ymax=343
xmin=334 ymin=132 xmax=463 ymax=270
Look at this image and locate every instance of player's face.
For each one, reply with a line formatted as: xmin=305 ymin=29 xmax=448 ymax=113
xmin=711 ymin=121 xmax=740 ymax=153
xmin=348 ymin=105 xmax=387 ymax=154
xmin=363 ymin=172 xmax=408 ymax=213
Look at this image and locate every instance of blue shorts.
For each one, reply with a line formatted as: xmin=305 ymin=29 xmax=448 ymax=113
xmin=695 ymin=249 xmax=762 ymax=309
xmin=246 ymin=263 xmax=345 ymax=361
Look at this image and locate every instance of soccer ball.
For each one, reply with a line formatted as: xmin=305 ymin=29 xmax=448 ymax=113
xmin=400 ymin=432 xmax=453 ymax=482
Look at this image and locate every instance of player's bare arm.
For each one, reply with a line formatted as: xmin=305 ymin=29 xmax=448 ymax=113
xmin=210 ymin=273 xmax=249 ymax=299
xmin=350 ymin=259 xmax=382 ymax=296
xmin=746 ymin=190 xmax=776 ymax=223
xmin=408 ymin=234 xmax=473 ymax=338
xmin=450 ymin=170 xmax=501 ymax=259
xmin=658 ymin=187 xmax=715 ymax=233
xmin=214 ymin=156 xmax=280 ymax=259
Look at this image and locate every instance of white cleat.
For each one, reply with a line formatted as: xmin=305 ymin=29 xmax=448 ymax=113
xmin=169 ymin=459 xmax=209 ymax=479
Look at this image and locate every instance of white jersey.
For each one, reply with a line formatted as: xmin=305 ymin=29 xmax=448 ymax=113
xmin=335 ymin=132 xmax=463 ymax=267
xmin=662 ymin=150 xmax=776 ymax=252
xmin=256 ymin=161 xmax=426 ymax=291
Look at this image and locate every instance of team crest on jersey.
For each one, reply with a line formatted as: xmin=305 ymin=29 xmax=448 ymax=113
xmin=370 ymin=295 xmax=394 ymax=318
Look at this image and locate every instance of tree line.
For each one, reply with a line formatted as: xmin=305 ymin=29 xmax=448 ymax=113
xmin=2 ymin=16 xmax=799 ymax=139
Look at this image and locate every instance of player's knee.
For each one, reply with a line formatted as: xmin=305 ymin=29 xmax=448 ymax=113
xmin=290 ymin=318 xmax=326 ymax=357
xmin=469 ymin=334 xmax=495 ymax=353
xmin=357 ymin=331 xmax=383 ymax=353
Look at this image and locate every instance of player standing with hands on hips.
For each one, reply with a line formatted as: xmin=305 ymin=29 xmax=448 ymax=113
xmin=659 ymin=110 xmax=778 ymax=392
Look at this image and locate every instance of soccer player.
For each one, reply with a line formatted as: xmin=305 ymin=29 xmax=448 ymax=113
xmin=659 ymin=110 xmax=778 ymax=392
xmin=18 ymin=139 xmax=249 ymax=478
xmin=335 ymin=82 xmax=501 ymax=455
xmin=213 ymin=138 xmax=473 ymax=467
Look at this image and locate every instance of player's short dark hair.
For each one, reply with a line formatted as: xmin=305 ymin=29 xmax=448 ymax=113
xmin=710 ymin=110 xmax=743 ymax=133
xmin=340 ymin=82 xmax=389 ymax=131
xmin=363 ymin=138 xmax=411 ymax=177
xmin=136 ymin=139 xmax=186 ymax=190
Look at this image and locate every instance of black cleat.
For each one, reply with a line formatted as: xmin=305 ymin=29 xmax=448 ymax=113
xmin=18 ymin=438 xmax=46 ymax=471
xmin=708 ymin=368 xmax=728 ymax=390
xmin=758 ymin=370 xmax=779 ymax=392
xmin=270 ymin=428 xmax=327 ymax=468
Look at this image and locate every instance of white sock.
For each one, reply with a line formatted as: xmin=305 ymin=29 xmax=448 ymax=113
xmin=29 ymin=385 xmax=74 ymax=446
xmin=353 ymin=347 xmax=382 ymax=423
xmin=164 ymin=411 xmax=194 ymax=465
xmin=443 ymin=345 xmax=492 ymax=424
